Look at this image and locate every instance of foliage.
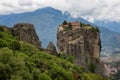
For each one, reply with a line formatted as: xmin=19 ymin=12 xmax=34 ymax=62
xmin=63 ymin=20 xmax=68 ymax=25
xmin=64 ymin=27 xmax=70 ymax=31
xmin=80 ymin=22 xmax=86 ymax=27
xmin=80 ymin=22 xmax=100 ymax=32
xmin=66 ymin=54 xmax=74 ymax=63
xmin=0 ymin=26 xmax=4 ymax=32
xmin=68 ymin=22 xmax=72 ymax=30
xmin=39 ymin=73 xmax=52 ymax=80
xmin=20 ymin=42 xmax=39 ymax=56
xmin=88 ymin=62 xmax=96 ymax=73
xmin=59 ymin=54 xmax=74 ymax=63
xmin=0 ymin=30 xmax=15 ymax=48
xmin=110 ymin=70 xmax=120 ymax=80
xmin=80 ymin=73 xmax=104 ymax=80
xmin=91 ymin=27 xmax=99 ymax=32
xmin=10 ymin=41 xmax=21 ymax=51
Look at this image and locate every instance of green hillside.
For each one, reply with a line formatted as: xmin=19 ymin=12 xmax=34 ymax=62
xmin=0 ymin=26 xmax=105 ymax=80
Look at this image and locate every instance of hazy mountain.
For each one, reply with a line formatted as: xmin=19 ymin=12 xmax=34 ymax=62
xmin=94 ymin=20 xmax=120 ymax=33
xmin=99 ymin=27 xmax=120 ymax=54
xmin=0 ymin=7 xmax=120 ymax=54
xmin=0 ymin=7 xmax=89 ymax=48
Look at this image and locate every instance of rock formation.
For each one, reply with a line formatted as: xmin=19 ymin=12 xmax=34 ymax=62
xmin=12 ymin=23 xmax=41 ymax=48
xmin=57 ymin=21 xmax=105 ymax=75
xmin=0 ymin=25 xmax=10 ymax=32
xmin=45 ymin=42 xmax=57 ymax=55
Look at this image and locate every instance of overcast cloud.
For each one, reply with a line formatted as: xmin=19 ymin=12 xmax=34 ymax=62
xmin=0 ymin=0 xmax=120 ymax=22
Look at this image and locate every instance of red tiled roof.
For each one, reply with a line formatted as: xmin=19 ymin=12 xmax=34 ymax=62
xmin=63 ymin=21 xmax=80 ymax=27
xmin=71 ymin=21 xmax=80 ymax=26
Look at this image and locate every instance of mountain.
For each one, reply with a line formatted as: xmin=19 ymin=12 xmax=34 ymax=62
xmin=0 ymin=7 xmax=90 ymax=48
xmin=100 ymin=27 xmax=120 ymax=48
xmin=99 ymin=27 xmax=120 ymax=54
xmin=0 ymin=7 xmax=120 ymax=55
xmin=94 ymin=20 xmax=120 ymax=33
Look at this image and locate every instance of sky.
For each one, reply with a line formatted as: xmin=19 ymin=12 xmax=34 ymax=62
xmin=0 ymin=0 xmax=120 ymax=22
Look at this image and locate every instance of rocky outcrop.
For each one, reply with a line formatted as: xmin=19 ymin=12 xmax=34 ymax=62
xmin=0 ymin=25 xmax=10 ymax=32
xmin=12 ymin=23 xmax=41 ymax=48
xmin=45 ymin=42 xmax=57 ymax=55
xmin=57 ymin=24 xmax=105 ymax=75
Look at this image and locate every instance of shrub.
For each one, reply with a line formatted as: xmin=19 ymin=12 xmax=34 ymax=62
xmin=68 ymin=22 xmax=72 ymax=30
xmin=111 ymin=70 xmax=120 ymax=80
xmin=10 ymin=41 xmax=21 ymax=51
xmin=88 ymin=62 xmax=96 ymax=73
xmin=10 ymin=75 xmax=23 ymax=80
xmin=66 ymin=54 xmax=74 ymax=63
xmin=63 ymin=20 xmax=68 ymax=25
xmin=32 ymin=68 xmax=41 ymax=80
xmin=0 ymin=31 xmax=15 ymax=48
xmin=59 ymin=53 xmax=66 ymax=59
xmin=49 ymin=63 xmax=74 ymax=80
xmin=0 ymin=26 xmax=4 ymax=32
xmin=91 ymin=27 xmax=99 ymax=32
xmin=0 ymin=33 xmax=3 ymax=38
xmin=20 ymin=42 xmax=39 ymax=56
xmin=39 ymin=73 xmax=52 ymax=80
xmin=80 ymin=22 xmax=86 ymax=27
xmin=80 ymin=73 xmax=104 ymax=80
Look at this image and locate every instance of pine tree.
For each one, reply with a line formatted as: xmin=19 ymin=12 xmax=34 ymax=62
xmin=63 ymin=20 xmax=68 ymax=25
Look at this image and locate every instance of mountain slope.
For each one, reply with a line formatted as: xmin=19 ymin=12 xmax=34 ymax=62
xmin=94 ymin=20 xmax=120 ymax=33
xmin=100 ymin=27 xmax=120 ymax=47
xmin=99 ymin=27 xmax=120 ymax=54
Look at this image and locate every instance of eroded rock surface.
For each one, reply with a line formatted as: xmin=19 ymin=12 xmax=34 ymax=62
xmin=45 ymin=42 xmax=57 ymax=55
xmin=57 ymin=23 xmax=105 ymax=75
xmin=12 ymin=23 xmax=41 ymax=48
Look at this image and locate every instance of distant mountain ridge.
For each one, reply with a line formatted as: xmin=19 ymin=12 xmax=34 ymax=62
xmin=0 ymin=7 xmax=90 ymax=48
xmin=94 ymin=20 xmax=120 ymax=33
xmin=0 ymin=7 xmax=120 ymax=55
xmin=99 ymin=27 xmax=120 ymax=54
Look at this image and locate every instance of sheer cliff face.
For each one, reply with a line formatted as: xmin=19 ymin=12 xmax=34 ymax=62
xmin=57 ymin=25 xmax=104 ymax=75
xmin=12 ymin=23 xmax=41 ymax=48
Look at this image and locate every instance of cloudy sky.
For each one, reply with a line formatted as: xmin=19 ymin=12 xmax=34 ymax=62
xmin=0 ymin=0 xmax=120 ymax=22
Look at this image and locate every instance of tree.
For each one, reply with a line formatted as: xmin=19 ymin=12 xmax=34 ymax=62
xmin=111 ymin=70 xmax=120 ymax=80
xmin=11 ymin=41 xmax=21 ymax=51
xmin=63 ymin=20 xmax=68 ymax=25
xmin=68 ymin=22 xmax=72 ymax=30
xmin=0 ymin=26 xmax=4 ymax=32
xmin=39 ymin=73 xmax=52 ymax=80
xmin=88 ymin=62 xmax=96 ymax=73
xmin=66 ymin=54 xmax=74 ymax=63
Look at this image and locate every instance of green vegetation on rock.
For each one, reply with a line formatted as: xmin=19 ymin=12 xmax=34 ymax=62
xmin=63 ymin=20 xmax=68 ymax=25
xmin=0 ymin=26 xmax=4 ymax=32
xmin=88 ymin=62 xmax=96 ymax=73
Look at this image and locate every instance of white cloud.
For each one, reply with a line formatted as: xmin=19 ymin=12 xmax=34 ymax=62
xmin=0 ymin=0 xmax=120 ymax=22
xmin=18 ymin=0 xmax=33 ymax=6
